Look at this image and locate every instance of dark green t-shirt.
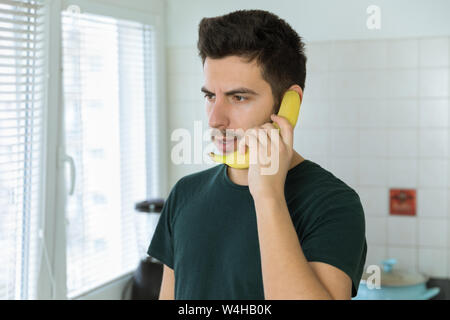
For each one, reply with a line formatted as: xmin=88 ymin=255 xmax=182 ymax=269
xmin=147 ymin=159 xmax=367 ymax=299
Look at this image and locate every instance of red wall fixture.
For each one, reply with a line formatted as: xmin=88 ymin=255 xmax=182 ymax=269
xmin=389 ymin=189 xmax=416 ymax=216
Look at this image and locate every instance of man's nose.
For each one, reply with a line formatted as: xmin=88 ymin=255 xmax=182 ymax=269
xmin=208 ymin=96 xmax=230 ymax=129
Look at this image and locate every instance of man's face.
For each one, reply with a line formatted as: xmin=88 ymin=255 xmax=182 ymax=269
xmin=202 ymin=55 xmax=275 ymax=154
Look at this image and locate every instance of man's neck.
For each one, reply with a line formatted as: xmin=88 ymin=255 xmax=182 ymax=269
xmin=226 ymin=151 xmax=305 ymax=186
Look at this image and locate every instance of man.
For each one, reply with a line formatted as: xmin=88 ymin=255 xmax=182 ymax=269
xmin=148 ymin=9 xmax=367 ymax=300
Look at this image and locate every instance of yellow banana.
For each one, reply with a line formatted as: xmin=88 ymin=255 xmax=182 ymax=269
xmin=209 ymin=90 xmax=301 ymax=169
xmin=208 ymin=150 xmax=249 ymax=169
xmin=272 ymin=90 xmax=301 ymax=130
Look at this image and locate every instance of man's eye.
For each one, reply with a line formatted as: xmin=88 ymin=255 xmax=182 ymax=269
xmin=204 ymin=94 xmax=214 ymax=100
xmin=234 ymin=95 xmax=246 ymax=102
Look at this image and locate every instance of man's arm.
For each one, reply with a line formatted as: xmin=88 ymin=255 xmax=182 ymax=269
xmin=158 ymin=264 xmax=175 ymax=300
xmin=253 ymin=195 xmax=352 ymax=300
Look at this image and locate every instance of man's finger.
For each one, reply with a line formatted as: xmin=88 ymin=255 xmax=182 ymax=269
xmin=271 ymin=114 xmax=293 ymax=147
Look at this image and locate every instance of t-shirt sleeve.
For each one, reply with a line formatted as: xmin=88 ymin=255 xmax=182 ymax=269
xmin=299 ymin=191 xmax=367 ymax=298
xmin=147 ymin=182 xmax=180 ymax=269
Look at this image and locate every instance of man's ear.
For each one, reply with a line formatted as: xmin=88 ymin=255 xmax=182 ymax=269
xmin=273 ymin=85 xmax=303 ymax=114
xmin=287 ymin=85 xmax=303 ymax=103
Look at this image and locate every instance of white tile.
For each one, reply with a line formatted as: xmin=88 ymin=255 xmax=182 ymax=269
xmin=357 ymin=186 xmax=389 ymax=217
xmin=358 ymin=70 xmax=386 ymax=99
xmin=305 ymin=71 xmax=329 ymax=99
xmin=447 ymin=160 xmax=450 ymax=191
xmin=419 ymin=99 xmax=449 ymax=128
xmin=359 ymin=158 xmax=388 ymax=186
xmin=305 ymin=42 xmax=330 ymax=71
xmin=329 ymin=100 xmax=359 ymax=128
xmin=329 ymin=41 xmax=360 ymax=71
xmin=448 ymin=248 xmax=450 ymax=278
xmin=388 ymin=129 xmax=418 ymax=158
xmin=359 ymin=100 xmax=388 ymax=128
xmin=385 ymin=70 xmax=419 ymax=98
xmin=357 ymin=40 xmax=387 ymax=69
xmin=418 ymin=248 xmax=448 ymax=278
xmin=299 ymin=94 xmax=315 ymax=111
xmin=387 ymin=216 xmax=417 ymax=246
xmin=418 ymin=188 xmax=447 ymax=218
xmin=328 ymin=71 xmax=360 ymax=99
xmin=364 ymin=245 xmax=387 ymax=268
xmin=387 ymin=247 xmax=418 ymax=272
xmin=387 ymin=39 xmax=419 ymax=68
xmin=194 ymin=104 xmax=209 ymax=126
xmin=385 ymin=99 xmax=419 ymax=128
xmin=419 ymin=129 xmax=448 ymax=158
xmin=419 ymin=37 xmax=449 ymax=67
xmin=359 ymin=129 xmax=388 ymax=157
xmin=298 ymin=99 xmax=329 ymax=128
xmin=328 ymin=157 xmax=359 ymax=189
xmin=168 ymin=74 xmax=204 ymax=103
xmin=366 ymin=216 xmax=387 ymax=245
xmin=167 ymin=46 xmax=203 ymax=74
xmin=418 ymin=218 xmax=448 ymax=247
xmin=388 ymin=159 xmax=418 ymax=188
xmin=169 ymin=102 xmax=199 ymax=131
xmin=330 ymin=128 xmax=359 ymax=157
xmin=419 ymin=159 xmax=448 ymax=187
xmin=419 ymin=69 xmax=449 ymax=98
xmin=294 ymin=128 xmax=329 ymax=156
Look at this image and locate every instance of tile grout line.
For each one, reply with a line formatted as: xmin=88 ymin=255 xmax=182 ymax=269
xmin=416 ymin=38 xmax=421 ymax=274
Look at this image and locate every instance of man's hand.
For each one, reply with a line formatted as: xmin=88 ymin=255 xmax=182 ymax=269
xmin=238 ymin=114 xmax=294 ymax=200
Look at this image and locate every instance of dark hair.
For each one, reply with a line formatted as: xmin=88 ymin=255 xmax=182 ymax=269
xmin=197 ymin=9 xmax=307 ymax=113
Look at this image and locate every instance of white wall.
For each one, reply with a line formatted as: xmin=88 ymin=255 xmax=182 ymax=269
xmin=304 ymin=37 xmax=450 ymax=279
xmin=166 ymin=0 xmax=450 ymax=46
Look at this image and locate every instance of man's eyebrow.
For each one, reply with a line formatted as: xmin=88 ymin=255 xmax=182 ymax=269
xmin=201 ymin=86 xmax=259 ymax=96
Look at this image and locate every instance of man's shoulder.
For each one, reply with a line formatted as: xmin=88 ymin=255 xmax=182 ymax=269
xmin=289 ymin=160 xmax=353 ymax=190
xmin=289 ymin=162 xmax=365 ymax=236
xmin=290 ymin=160 xmax=362 ymax=210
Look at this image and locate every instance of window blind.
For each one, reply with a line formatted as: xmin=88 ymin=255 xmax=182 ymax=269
xmin=61 ymin=9 xmax=156 ymax=298
xmin=0 ymin=0 xmax=46 ymax=300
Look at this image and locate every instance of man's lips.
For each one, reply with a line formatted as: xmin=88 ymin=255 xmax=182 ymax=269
xmin=216 ymin=137 xmax=237 ymax=142
xmin=214 ymin=136 xmax=238 ymax=143
xmin=213 ymin=136 xmax=239 ymax=154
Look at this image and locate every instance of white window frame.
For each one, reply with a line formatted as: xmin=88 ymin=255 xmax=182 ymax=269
xmin=38 ymin=0 xmax=167 ymax=300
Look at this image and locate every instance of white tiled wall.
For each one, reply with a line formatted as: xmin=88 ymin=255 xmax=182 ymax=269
xmin=302 ymin=36 xmax=450 ymax=279
xmin=166 ymin=36 xmax=450 ymax=279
